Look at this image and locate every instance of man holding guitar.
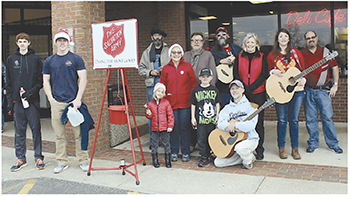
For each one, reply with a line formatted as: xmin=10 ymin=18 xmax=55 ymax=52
xmin=210 ymin=27 xmax=242 ymax=108
xmin=214 ymin=80 xmax=258 ymax=169
xmin=301 ymin=31 xmax=343 ymax=154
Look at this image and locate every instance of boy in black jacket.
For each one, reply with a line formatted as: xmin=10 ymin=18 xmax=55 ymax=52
xmin=6 ymin=32 xmax=45 ymax=171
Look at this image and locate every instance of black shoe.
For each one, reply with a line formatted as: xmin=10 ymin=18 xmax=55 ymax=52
xmin=256 ymin=153 xmax=264 ymax=160
xmin=152 ymin=153 xmax=160 ymax=168
xmin=208 ymin=155 xmax=216 ymax=164
xmin=198 ymin=156 xmax=210 ymax=167
xmin=165 ymin=153 xmax=171 ymax=168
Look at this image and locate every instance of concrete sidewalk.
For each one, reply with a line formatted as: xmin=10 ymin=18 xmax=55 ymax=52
xmin=1 ymin=117 xmax=348 ymax=194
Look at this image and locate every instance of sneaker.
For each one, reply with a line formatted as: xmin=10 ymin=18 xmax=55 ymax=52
xmin=171 ymin=153 xmax=178 ymax=162
xmin=10 ymin=159 xmax=27 ymax=172
xmin=242 ymin=162 xmax=253 ymax=169
xmin=330 ymin=146 xmax=343 ymax=154
xmin=80 ymin=163 xmax=89 ymax=172
xmin=198 ymin=156 xmax=210 ymax=167
xmin=182 ymin=154 xmax=191 ymax=162
xmin=35 ymin=159 xmax=45 ymax=170
xmin=53 ymin=164 xmax=68 ymax=174
xmin=306 ymin=146 xmax=318 ymax=153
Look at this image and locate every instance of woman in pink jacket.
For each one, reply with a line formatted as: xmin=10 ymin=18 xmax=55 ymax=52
xmin=160 ymin=44 xmax=197 ymax=162
xmin=146 ymin=82 xmax=174 ymax=168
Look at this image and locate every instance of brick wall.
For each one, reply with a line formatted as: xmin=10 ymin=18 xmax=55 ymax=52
xmin=105 ymin=2 xmax=186 ymax=116
xmin=51 ymin=1 xmax=108 ymax=155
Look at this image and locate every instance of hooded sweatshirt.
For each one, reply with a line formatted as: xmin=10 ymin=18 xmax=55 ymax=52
xmin=5 ymin=48 xmax=43 ymax=104
xmin=217 ymin=95 xmax=259 ymax=141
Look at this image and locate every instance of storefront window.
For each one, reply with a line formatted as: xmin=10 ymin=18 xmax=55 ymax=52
xmin=232 ymin=14 xmax=278 ymax=48
xmin=334 ymin=8 xmax=347 ymax=77
xmin=281 ymin=9 xmax=332 ymax=49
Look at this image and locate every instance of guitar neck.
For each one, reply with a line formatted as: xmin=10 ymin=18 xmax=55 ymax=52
xmin=243 ymin=108 xmax=262 ymax=121
xmin=294 ymin=58 xmax=328 ymax=81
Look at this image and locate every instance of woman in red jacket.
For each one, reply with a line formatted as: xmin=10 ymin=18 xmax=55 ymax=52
xmin=146 ymin=82 xmax=174 ymax=168
xmin=160 ymin=44 xmax=197 ymax=162
xmin=233 ymin=33 xmax=269 ymax=161
xmin=267 ymin=28 xmax=306 ymax=160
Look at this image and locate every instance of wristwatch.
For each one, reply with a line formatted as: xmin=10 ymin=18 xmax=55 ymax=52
xmin=333 ymin=82 xmax=338 ymax=86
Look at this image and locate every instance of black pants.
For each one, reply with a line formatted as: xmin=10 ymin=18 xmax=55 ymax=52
xmin=151 ymin=131 xmax=171 ymax=154
xmin=249 ymin=91 xmax=266 ymax=156
xmin=14 ymin=102 xmax=43 ymax=162
xmin=197 ymin=123 xmax=215 ymax=157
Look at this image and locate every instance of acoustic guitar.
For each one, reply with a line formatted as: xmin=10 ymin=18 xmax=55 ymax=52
xmin=208 ymin=98 xmax=276 ymax=158
xmin=266 ymin=51 xmax=338 ymax=104
xmin=216 ymin=56 xmax=235 ymax=84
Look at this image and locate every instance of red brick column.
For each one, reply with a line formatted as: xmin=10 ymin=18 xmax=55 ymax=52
xmin=51 ymin=1 xmax=109 ymax=155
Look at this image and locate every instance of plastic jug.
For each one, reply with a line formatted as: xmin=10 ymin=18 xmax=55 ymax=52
xmin=67 ymin=106 xmax=84 ymax=127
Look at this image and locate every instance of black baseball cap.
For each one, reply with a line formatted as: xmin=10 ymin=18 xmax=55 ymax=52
xmin=150 ymin=28 xmax=167 ymax=37
xmin=199 ymin=68 xmax=212 ymax=76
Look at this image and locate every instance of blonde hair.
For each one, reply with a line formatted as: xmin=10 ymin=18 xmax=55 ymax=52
xmin=242 ymin=33 xmax=260 ymax=52
xmin=153 ymin=88 xmax=166 ymax=100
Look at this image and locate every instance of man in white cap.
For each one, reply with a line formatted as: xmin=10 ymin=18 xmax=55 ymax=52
xmin=43 ymin=28 xmax=89 ymax=174
xmin=214 ymin=80 xmax=259 ymax=169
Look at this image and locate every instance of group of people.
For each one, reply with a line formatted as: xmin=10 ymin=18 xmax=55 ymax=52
xmin=3 ymin=26 xmax=342 ymax=174
xmin=139 ymin=27 xmax=343 ymax=169
xmin=4 ymin=29 xmax=94 ymax=174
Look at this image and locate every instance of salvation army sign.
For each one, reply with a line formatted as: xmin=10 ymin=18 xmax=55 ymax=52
xmin=92 ymin=19 xmax=138 ymax=69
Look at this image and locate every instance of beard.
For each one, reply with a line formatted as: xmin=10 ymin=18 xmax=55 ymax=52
xmin=218 ymin=38 xmax=228 ymax=46
xmin=153 ymin=38 xmax=163 ymax=47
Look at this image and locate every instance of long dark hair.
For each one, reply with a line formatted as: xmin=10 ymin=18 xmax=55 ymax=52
xmin=272 ymin=28 xmax=291 ymax=60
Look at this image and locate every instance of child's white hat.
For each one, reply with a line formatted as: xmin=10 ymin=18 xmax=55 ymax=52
xmin=153 ymin=82 xmax=166 ymax=93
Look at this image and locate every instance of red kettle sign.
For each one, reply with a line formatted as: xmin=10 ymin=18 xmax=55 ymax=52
xmin=103 ymin=24 xmax=125 ymax=58
xmin=92 ymin=18 xmax=138 ymax=70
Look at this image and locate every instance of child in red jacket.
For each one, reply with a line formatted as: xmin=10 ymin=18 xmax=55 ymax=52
xmin=145 ymin=83 xmax=174 ymax=168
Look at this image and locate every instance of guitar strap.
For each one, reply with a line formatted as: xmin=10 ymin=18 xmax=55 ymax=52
xmin=230 ymin=44 xmax=237 ymax=56
xmin=290 ymin=49 xmax=302 ymax=71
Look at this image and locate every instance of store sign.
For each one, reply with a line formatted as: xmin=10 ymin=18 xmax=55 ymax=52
xmin=92 ymin=18 xmax=138 ymax=70
xmin=286 ymin=8 xmax=347 ymax=26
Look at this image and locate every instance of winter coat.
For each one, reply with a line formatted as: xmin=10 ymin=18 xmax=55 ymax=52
xmin=5 ymin=48 xmax=43 ymax=104
xmin=138 ymin=43 xmax=170 ymax=87
xmin=160 ymin=57 xmax=197 ymax=109
xmin=145 ymin=98 xmax=174 ymax=132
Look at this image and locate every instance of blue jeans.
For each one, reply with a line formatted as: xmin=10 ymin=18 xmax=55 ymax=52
xmin=146 ymin=77 xmax=160 ymax=145
xmin=304 ymin=87 xmax=339 ymax=148
xmin=275 ymin=91 xmax=305 ymax=148
xmin=171 ymin=108 xmax=191 ymax=155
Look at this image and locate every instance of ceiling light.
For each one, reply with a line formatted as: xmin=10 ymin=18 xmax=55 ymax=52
xmin=199 ymin=16 xmax=217 ymax=20
xmin=269 ymin=10 xmax=274 ymax=14
xmin=232 ymin=22 xmax=237 ymax=25
xmin=250 ymin=1 xmax=273 ymax=4
xmin=222 ymin=22 xmax=230 ymax=26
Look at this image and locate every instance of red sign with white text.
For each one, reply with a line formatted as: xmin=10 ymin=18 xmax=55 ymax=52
xmin=102 ymin=24 xmax=125 ymax=58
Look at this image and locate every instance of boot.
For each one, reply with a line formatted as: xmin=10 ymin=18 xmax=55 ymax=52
xmin=165 ymin=153 xmax=172 ymax=168
xmin=279 ymin=147 xmax=288 ymax=159
xmin=292 ymin=148 xmax=301 ymax=160
xmin=152 ymin=153 xmax=160 ymax=168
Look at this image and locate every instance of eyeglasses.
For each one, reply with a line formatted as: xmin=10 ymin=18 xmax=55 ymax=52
xmin=171 ymin=51 xmax=182 ymax=55
xmin=305 ymin=36 xmax=317 ymax=40
xmin=217 ymin=32 xmax=227 ymax=37
xmin=191 ymin=39 xmax=203 ymax=43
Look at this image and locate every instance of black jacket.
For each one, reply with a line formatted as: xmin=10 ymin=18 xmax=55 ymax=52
xmin=5 ymin=48 xmax=43 ymax=106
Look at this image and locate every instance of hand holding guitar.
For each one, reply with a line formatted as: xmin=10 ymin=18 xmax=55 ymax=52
xmin=271 ymin=69 xmax=283 ymax=77
xmin=220 ymin=56 xmax=234 ymax=65
xmin=224 ymin=121 xmax=236 ymax=133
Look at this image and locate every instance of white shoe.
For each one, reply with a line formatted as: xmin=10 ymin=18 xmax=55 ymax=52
xmin=53 ymin=164 xmax=68 ymax=174
xmin=80 ymin=163 xmax=89 ymax=172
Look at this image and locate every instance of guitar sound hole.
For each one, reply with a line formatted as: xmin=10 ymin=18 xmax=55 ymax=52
xmin=219 ymin=135 xmax=227 ymax=146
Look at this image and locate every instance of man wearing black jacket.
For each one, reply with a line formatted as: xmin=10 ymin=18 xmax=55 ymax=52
xmin=210 ymin=27 xmax=242 ymax=108
xmin=6 ymin=32 xmax=45 ymax=171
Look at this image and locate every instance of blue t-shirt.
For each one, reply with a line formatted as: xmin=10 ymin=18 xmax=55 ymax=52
xmin=43 ymin=51 xmax=86 ymax=103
